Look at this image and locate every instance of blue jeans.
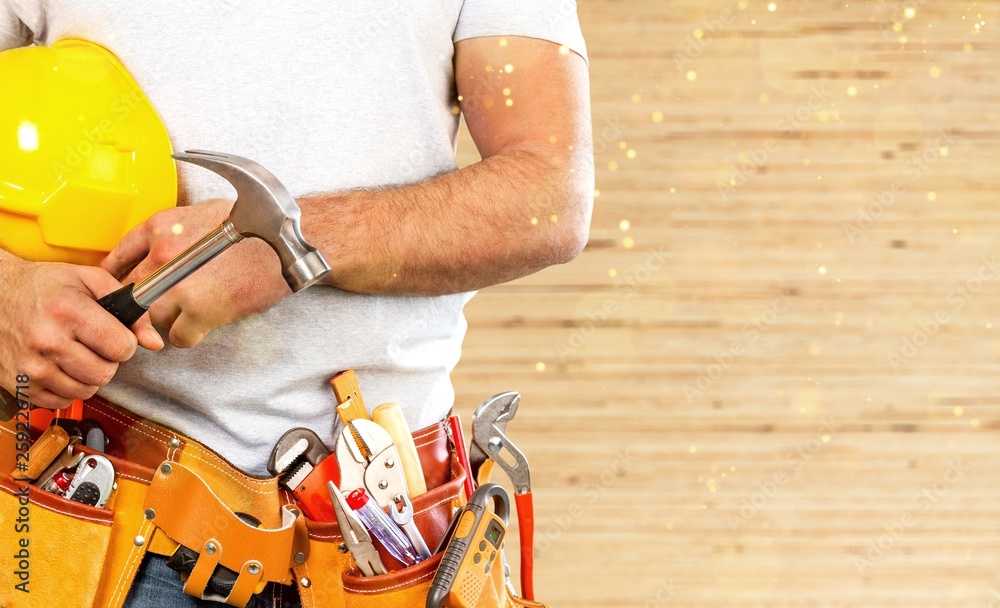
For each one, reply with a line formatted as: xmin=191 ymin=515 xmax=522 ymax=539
xmin=123 ymin=553 xmax=301 ymax=608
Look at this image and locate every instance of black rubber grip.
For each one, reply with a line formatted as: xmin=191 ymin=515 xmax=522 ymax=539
xmin=97 ymin=283 xmax=148 ymax=327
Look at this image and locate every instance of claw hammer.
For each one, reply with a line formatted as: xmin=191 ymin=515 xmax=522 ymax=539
xmin=0 ymin=150 xmax=331 ymax=423
xmin=469 ymin=392 xmax=535 ymax=601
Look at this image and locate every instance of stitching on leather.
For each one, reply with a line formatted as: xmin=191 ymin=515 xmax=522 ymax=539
xmin=91 ymin=405 xmax=171 ymax=446
xmin=110 ymin=518 xmax=152 ymax=607
xmin=29 ymin=498 xmax=114 ymax=525
xmin=178 ymin=449 xmax=274 ymax=494
xmin=415 ymin=493 xmax=459 ymax=517
xmin=307 ymin=530 xmax=344 ymax=541
xmin=115 ymin=471 xmax=150 ymax=484
xmin=342 ymin=568 xmax=435 ymax=594
xmin=300 ymin=562 xmax=315 ymax=607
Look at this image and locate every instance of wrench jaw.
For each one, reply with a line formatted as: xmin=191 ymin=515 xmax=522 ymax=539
xmin=470 ymin=392 xmax=521 ymax=480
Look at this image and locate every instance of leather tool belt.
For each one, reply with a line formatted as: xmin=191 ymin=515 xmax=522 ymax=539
xmin=0 ymin=396 xmax=543 ymax=608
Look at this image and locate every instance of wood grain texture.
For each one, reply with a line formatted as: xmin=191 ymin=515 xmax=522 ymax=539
xmin=450 ymin=1 xmax=1000 ymax=606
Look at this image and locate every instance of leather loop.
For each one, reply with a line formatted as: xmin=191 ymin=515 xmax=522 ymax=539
xmin=225 ymin=560 xmax=265 ymax=607
xmin=144 ymin=461 xmax=305 ymax=584
xmin=182 ymin=538 xmax=222 ymax=598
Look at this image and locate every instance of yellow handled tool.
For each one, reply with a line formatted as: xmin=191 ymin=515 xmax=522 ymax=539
xmin=372 ymin=402 xmax=427 ymax=497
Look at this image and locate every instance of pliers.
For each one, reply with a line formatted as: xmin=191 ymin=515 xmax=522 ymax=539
xmin=470 ymin=392 xmax=535 ymax=602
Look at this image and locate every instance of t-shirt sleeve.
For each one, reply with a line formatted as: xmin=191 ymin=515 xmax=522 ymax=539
xmin=0 ymin=2 xmax=31 ymax=51
xmin=454 ymin=0 xmax=588 ymax=63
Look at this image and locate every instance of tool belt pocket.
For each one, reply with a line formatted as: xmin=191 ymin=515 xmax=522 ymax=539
xmin=297 ymin=442 xmax=470 ymax=608
xmin=0 ymin=420 xmax=155 ymax=608
xmin=0 ymin=471 xmax=115 ymax=607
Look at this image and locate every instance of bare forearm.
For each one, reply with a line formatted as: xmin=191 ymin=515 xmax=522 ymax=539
xmin=300 ymin=142 xmax=593 ymax=296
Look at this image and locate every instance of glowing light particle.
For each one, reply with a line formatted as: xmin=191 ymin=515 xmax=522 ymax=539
xmin=927 ymin=191 xmax=937 ymax=201
xmin=818 ymin=266 xmax=828 ymax=275
xmin=631 ymin=93 xmax=642 ymax=103
xmin=530 ymin=217 xmax=538 ymax=225
xmin=623 ymin=236 xmax=635 ymax=249
xmin=929 ymin=65 xmax=941 ymax=78
xmin=627 ymin=149 xmax=637 ymax=159
xmin=171 ymin=223 xmax=184 ymax=236
xmin=686 ymin=70 xmax=697 ymax=81
xmin=904 ymin=6 xmax=916 ymax=18
xmin=535 ymin=361 xmax=546 ymax=372
xmin=504 ymin=64 xmax=514 ymax=73
xmin=503 ymin=87 xmax=511 ymax=96
xmin=954 ymin=406 xmax=963 ymax=416
xmin=559 ymin=45 xmax=569 ymax=56
xmin=652 ymin=111 xmax=664 ymax=123
xmin=847 ymin=86 xmax=858 ymax=96
xmin=505 ymin=98 xmax=514 ymax=107
xmin=608 ymin=161 xmax=619 ymax=171
xmin=619 ymin=219 xmax=631 ymax=231
xmin=609 ymin=268 xmax=618 ymax=278
xmin=689 ymin=445 xmax=697 ymax=454
xmin=499 ymin=38 xmax=508 ymax=47
xmin=768 ymin=2 xmax=776 ymax=11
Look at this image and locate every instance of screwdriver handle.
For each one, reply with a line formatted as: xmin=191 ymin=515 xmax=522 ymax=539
xmin=97 ymin=283 xmax=148 ymax=327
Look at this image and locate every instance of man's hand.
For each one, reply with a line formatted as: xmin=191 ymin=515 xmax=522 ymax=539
xmin=100 ymin=199 xmax=292 ymax=348
xmin=0 ymin=257 xmax=163 ymax=409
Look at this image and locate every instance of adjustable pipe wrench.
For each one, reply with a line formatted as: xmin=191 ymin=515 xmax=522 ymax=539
xmin=470 ymin=392 xmax=535 ymax=602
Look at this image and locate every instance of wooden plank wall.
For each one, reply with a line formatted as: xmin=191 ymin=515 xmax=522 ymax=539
xmin=451 ymin=1 xmax=1000 ymax=606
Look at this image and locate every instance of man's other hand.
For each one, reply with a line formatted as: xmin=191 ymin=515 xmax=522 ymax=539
xmin=101 ymin=199 xmax=292 ymax=349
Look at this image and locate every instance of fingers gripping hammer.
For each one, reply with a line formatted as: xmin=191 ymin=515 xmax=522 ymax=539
xmin=99 ymin=150 xmax=331 ymax=326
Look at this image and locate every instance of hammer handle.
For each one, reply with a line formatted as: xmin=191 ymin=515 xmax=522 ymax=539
xmin=97 ymin=283 xmax=147 ymax=327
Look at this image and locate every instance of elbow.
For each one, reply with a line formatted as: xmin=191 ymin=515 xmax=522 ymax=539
xmin=547 ymin=187 xmax=593 ymax=265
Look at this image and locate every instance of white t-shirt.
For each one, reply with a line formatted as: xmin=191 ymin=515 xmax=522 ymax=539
xmin=0 ymin=1 xmax=587 ymax=474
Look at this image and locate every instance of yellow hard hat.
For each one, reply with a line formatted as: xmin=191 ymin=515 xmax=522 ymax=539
xmin=0 ymin=39 xmax=176 ymax=266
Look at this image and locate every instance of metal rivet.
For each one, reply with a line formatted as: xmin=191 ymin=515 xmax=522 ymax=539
xmin=393 ymin=494 xmax=404 ymax=504
xmin=248 ymin=564 xmax=260 ymax=575
xmin=378 ymin=480 xmax=389 ymax=490
xmin=160 ymin=463 xmax=172 ymax=475
xmin=288 ymin=507 xmax=300 ymax=517
xmin=168 ymin=437 xmax=181 ymax=449
xmin=134 ymin=535 xmax=145 ymax=547
xmin=338 ymin=543 xmax=348 ymax=554
xmin=300 ymin=577 xmax=311 ymax=588
xmin=145 ymin=508 xmax=156 ymax=520
xmin=205 ymin=543 xmax=217 ymax=555
xmin=384 ymin=459 xmax=395 ymax=469
xmin=294 ymin=552 xmax=307 ymax=565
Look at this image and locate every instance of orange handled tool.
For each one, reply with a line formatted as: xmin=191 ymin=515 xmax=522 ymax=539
xmin=468 ymin=392 xmax=535 ymax=601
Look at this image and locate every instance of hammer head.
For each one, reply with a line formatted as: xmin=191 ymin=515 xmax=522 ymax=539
xmin=172 ymin=150 xmax=330 ymax=291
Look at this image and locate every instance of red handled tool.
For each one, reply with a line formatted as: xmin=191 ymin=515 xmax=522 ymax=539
xmin=468 ymin=392 xmax=535 ymax=601
xmin=449 ymin=414 xmax=476 ymax=499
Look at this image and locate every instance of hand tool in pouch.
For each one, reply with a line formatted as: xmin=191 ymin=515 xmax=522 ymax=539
xmin=449 ymin=414 xmax=476 ymax=499
xmin=0 ymin=150 xmax=334 ymax=423
xmin=328 ymin=481 xmax=388 ymax=576
xmin=390 ymin=493 xmax=432 ymax=560
xmin=11 ymin=424 xmax=69 ymax=481
xmin=372 ymin=402 xmax=427 ymax=496
xmin=347 ymin=488 xmax=422 ymax=566
xmin=335 ymin=419 xmax=409 ymax=508
xmin=426 ymin=483 xmax=510 ymax=608
xmin=268 ymin=427 xmax=340 ymax=521
xmin=470 ymin=392 xmax=536 ymax=601
xmin=331 ymin=370 xmax=371 ymax=425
